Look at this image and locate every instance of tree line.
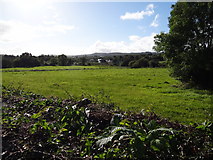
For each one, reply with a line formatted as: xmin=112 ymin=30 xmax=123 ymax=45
xmin=1 ymin=52 xmax=165 ymax=68
xmin=1 ymin=53 xmax=73 ymax=68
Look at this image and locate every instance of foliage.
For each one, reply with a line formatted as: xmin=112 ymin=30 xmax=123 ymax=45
xmin=115 ymin=54 xmax=165 ymax=68
xmin=1 ymin=86 xmax=212 ymax=159
xmin=13 ymin=52 xmax=40 ymax=67
xmin=129 ymin=57 xmax=149 ymax=68
xmin=153 ymin=2 xmax=213 ymax=89
xmin=0 ymin=53 xmax=74 ymax=68
xmin=58 ymin=54 xmax=69 ymax=66
xmin=1 ymin=52 xmax=165 ymax=68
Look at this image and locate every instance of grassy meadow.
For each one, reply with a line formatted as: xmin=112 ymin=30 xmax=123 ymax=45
xmin=1 ymin=66 xmax=212 ymax=124
xmin=1 ymin=65 xmax=110 ymax=71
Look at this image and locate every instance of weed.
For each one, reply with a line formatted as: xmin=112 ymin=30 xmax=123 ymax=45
xmin=2 ymin=86 xmax=212 ymax=159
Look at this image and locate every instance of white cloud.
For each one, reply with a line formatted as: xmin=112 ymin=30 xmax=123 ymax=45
xmin=120 ymin=4 xmax=154 ymax=20
xmin=129 ymin=35 xmax=140 ymax=41
xmin=0 ymin=45 xmax=86 ymax=56
xmin=87 ymin=40 xmax=127 ymax=53
xmin=42 ymin=5 xmax=60 ymax=25
xmin=0 ymin=33 xmax=156 ymax=56
xmin=128 ymin=33 xmax=156 ymax=52
xmin=42 ymin=20 xmax=57 ymax=25
xmin=0 ymin=20 xmax=75 ymax=43
xmin=150 ymin=14 xmax=159 ymax=27
xmin=37 ymin=24 xmax=75 ymax=34
xmin=146 ymin=4 xmax=154 ymax=11
xmin=87 ymin=33 xmax=156 ymax=54
xmin=0 ymin=20 xmax=39 ymax=43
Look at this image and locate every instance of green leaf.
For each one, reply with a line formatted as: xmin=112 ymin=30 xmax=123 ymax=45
xmin=31 ymin=112 xmax=42 ymax=119
xmin=151 ymin=139 xmax=161 ymax=151
xmin=96 ymin=135 xmax=114 ymax=147
xmin=111 ymin=126 xmax=127 ymax=134
xmin=149 ymin=127 xmax=176 ymax=134
xmin=60 ymin=128 xmax=68 ymax=132
xmin=61 ymin=116 xmax=66 ymax=122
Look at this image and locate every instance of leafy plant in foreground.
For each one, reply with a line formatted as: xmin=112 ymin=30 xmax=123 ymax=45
xmin=93 ymin=117 xmax=180 ymax=159
xmin=1 ymin=86 xmax=213 ymax=159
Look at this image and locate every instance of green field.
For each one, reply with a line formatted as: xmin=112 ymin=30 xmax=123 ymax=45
xmin=1 ymin=66 xmax=212 ymax=124
xmin=1 ymin=65 xmax=110 ymax=71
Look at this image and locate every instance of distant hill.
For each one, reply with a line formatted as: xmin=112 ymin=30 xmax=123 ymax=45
xmin=74 ymin=52 xmax=157 ymax=57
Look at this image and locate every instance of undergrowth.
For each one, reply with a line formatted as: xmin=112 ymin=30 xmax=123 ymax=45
xmin=1 ymin=86 xmax=213 ymax=159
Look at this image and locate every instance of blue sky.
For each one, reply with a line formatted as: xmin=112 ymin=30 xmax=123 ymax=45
xmin=0 ymin=0 xmax=175 ymax=56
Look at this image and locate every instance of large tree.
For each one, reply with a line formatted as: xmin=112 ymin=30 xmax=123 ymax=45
xmin=58 ymin=54 xmax=68 ymax=66
xmin=153 ymin=2 xmax=213 ymax=89
xmin=14 ymin=52 xmax=40 ymax=67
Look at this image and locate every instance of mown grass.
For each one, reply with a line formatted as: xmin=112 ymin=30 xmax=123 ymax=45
xmin=1 ymin=66 xmax=212 ymax=124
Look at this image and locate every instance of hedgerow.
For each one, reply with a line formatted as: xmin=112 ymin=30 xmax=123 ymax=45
xmin=1 ymin=86 xmax=212 ymax=159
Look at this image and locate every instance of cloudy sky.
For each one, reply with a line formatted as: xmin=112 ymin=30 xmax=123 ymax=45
xmin=0 ymin=0 xmax=175 ymax=56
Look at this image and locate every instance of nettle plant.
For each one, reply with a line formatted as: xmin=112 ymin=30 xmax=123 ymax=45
xmin=93 ymin=116 xmax=179 ymax=159
xmin=2 ymin=86 xmax=212 ymax=159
